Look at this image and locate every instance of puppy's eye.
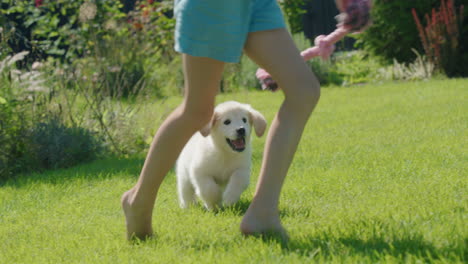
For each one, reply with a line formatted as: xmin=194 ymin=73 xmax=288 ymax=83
xmin=242 ymin=118 xmax=247 ymax=123
xmin=224 ymin=119 xmax=231 ymax=125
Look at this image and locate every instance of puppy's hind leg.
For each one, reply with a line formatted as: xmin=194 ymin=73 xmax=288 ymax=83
xmin=177 ymin=174 xmax=197 ymax=209
xmin=223 ymin=169 xmax=250 ymax=207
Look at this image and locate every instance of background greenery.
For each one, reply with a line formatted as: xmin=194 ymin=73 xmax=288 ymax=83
xmin=1 ymin=80 xmax=466 ymax=263
xmin=357 ymin=0 xmax=441 ymax=64
xmin=283 ymin=0 xmax=468 ymax=76
xmin=359 ymin=0 xmax=468 ymax=77
xmin=0 ymin=0 xmax=466 ymax=180
xmin=1 ymin=1 xmax=466 ymax=261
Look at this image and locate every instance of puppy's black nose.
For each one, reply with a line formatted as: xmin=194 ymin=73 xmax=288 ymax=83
xmin=237 ymin=128 xmax=245 ymax=137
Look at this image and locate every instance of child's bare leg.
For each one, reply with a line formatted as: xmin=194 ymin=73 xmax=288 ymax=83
xmin=122 ymin=55 xmax=224 ymax=240
xmin=241 ymin=29 xmax=320 ymax=238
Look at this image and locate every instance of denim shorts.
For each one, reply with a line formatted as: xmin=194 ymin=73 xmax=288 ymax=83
xmin=174 ymin=0 xmax=286 ymax=63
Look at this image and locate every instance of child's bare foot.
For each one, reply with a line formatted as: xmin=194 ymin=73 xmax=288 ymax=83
xmin=121 ymin=189 xmax=153 ymax=240
xmin=240 ymin=204 xmax=289 ymax=242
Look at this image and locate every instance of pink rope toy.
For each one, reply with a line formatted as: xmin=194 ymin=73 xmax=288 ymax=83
xmin=257 ymin=0 xmax=372 ymax=91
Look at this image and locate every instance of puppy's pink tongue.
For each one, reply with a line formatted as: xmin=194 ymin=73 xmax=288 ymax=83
xmin=232 ymin=139 xmax=245 ymax=148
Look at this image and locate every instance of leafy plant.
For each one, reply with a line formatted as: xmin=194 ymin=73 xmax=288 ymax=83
xmin=357 ymin=0 xmax=440 ymax=64
xmin=0 ymin=51 xmax=46 ymax=179
xmin=0 ymin=0 xmax=123 ymax=63
xmin=412 ymin=0 xmax=465 ymax=77
xmin=306 ymin=58 xmax=343 ymax=86
xmin=28 ymin=117 xmax=103 ymax=170
xmin=0 ymin=52 xmax=104 ymax=181
xmin=126 ymin=0 xmax=176 ymax=58
xmin=280 ymin=0 xmax=307 ymax=34
xmin=331 ymin=51 xmax=384 ymax=86
xmin=70 ymin=0 xmax=176 ymax=98
xmin=378 ymin=49 xmax=436 ymax=81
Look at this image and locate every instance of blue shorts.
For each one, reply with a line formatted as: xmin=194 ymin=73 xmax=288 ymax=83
xmin=174 ymin=0 xmax=286 ymax=63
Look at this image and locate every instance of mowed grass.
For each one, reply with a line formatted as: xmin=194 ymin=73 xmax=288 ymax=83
xmin=1 ymin=79 xmax=466 ymax=263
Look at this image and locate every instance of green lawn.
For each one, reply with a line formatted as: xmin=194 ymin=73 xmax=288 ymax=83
xmin=1 ymin=79 xmax=466 ymax=263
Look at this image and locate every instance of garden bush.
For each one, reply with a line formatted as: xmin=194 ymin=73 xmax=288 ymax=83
xmin=28 ymin=117 xmax=103 ymax=170
xmin=358 ymin=0 xmax=440 ymax=64
xmin=0 ymin=52 xmax=38 ymax=179
xmin=331 ymin=51 xmax=383 ymax=86
xmin=0 ymin=52 xmax=105 ymax=182
xmin=74 ymin=0 xmax=177 ymax=98
xmin=306 ymin=58 xmax=343 ymax=86
xmin=280 ymin=0 xmax=307 ymax=34
xmin=1 ymin=0 xmax=178 ymax=98
xmin=0 ymin=0 xmax=123 ymax=64
xmin=305 ymin=49 xmax=437 ymax=86
xmin=0 ymin=115 xmax=104 ymax=181
xmin=358 ymin=0 xmax=467 ymax=77
xmin=412 ymin=0 xmax=466 ymax=77
xmin=0 ymin=98 xmax=30 ymax=180
xmin=388 ymin=51 xmax=436 ymax=81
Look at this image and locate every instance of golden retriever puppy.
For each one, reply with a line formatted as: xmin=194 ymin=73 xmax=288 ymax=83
xmin=176 ymin=101 xmax=267 ymax=210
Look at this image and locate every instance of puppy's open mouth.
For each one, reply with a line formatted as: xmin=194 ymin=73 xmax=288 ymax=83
xmin=226 ymin=137 xmax=246 ymax=152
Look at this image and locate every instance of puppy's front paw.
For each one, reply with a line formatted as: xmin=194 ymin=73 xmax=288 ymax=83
xmin=222 ymin=193 xmax=240 ymax=207
xmin=179 ymin=200 xmax=195 ymax=209
xmin=203 ymin=200 xmax=222 ymax=211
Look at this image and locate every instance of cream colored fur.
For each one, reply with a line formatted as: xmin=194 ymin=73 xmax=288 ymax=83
xmin=176 ymin=101 xmax=267 ymax=210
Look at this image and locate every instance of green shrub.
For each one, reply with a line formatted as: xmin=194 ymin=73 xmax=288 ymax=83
xmin=28 ymin=117 xmax=103 ymax=170
xmin=387 ymin=51 xmax=436 ymax=81
xmin=331 ymin=51 xmax=385 ymax=86
xmin=221 ymin=55 xmax=261 ymax=92
xmin=68 ymin=0 xmax=177 ymax=98
xmin=358 ymin=0 xmax=440 ymax=64
xmin=0 ymin=99 xmax=30 ymax=180
xmin=0 ymin=0 xmax=124 ymax=64
xmin=144 ymin=54 xmax=183 ymax=96
xmin=74 ymin=36 xmax=148 ymax=98
xmin=280 ymin=0 xmax=307 ymax=34
xmin=0 ymin=52 xmax=32 ymax=179
xmin=412 ymin=0 xmax=466 ymax=77
xmin=307 ymin=58 xmax=343 ymax=86
xmin=361 ymin=0 xmax=467 ymax=76
xmin=0 ymin=52 xmax=104 ymax=181
xmin=459 ymin=6 xmax=468 ymax=76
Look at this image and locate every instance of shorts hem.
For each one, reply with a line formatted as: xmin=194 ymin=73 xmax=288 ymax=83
xmin=249 ymin=23 xmax=287 ymax=33
xmin=174 ymin=43 xmax=241 ymax=63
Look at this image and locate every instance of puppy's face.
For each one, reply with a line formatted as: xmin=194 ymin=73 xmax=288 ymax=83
xmin=200 ymin=102 xmax=267 ymax=153
xmin=215 ymin=108 xmax=251 ymax=152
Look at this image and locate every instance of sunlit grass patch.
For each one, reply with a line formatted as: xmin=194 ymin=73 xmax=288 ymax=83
xmin=1 ymin=79 xmax=466 ymax=263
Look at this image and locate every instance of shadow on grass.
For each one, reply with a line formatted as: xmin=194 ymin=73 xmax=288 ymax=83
xmin=218 ymin=199 xmax=251 ymax=216
xmin=1 ymin=155 xmax=147 ymax=187
xmin=181 ymin=199 xmax=251 ymax=216
xmin=280 ymin=222 xmax=463 ymax=262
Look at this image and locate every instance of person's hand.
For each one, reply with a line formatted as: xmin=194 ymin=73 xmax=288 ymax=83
xmin=260 ymin=77 xmax=279 ymax=92
xmin=336 ymin=0 xmax=371 ymax=32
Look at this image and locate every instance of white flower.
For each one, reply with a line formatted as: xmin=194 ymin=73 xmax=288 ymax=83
xmin=79 ymin=2 xmax=97 ymax=22
xmin=10 ymin=69 xmax=22 ymax=79
xmin=7 ymin=51 xmax=29 ymax=67
xmin=92 ymin=72 xmax=99 ymax=82
xmin=104 ymin=20 xmax=118 ymax=31
xmin=108 ymin=66 xmax=121 ymax=72
xmin=55 ymin=68 xmax=65 ymax=76
xmin=25 ymin=84 xmax=49 ymax=93
xmin=32 ymin=61 xmax=44 ymax=70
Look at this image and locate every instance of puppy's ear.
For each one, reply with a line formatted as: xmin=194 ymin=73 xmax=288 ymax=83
xmin=200 ymin=112 xmax=217 ymax=137
xmin=248 ymin=108 xmax=267 ymax=137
